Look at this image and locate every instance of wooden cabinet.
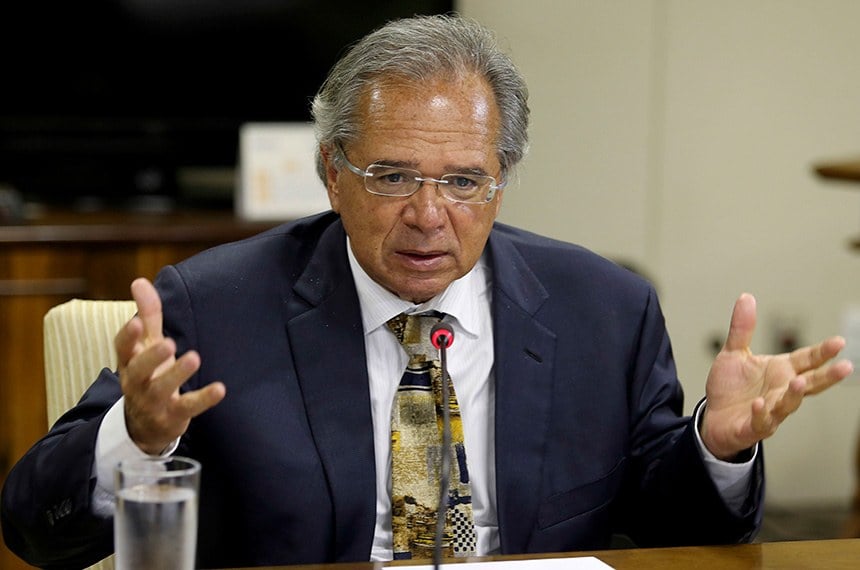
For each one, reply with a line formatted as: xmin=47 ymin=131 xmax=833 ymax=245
xmin=0 ymin=210 xmax=277 ymax=569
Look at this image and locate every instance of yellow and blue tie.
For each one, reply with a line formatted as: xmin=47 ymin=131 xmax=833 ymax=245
xmin=386 ymin=312 xmax=476 ymax=560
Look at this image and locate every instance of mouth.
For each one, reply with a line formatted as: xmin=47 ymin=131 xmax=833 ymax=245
xmin=396 ymin=250 xmax=448 ymax=268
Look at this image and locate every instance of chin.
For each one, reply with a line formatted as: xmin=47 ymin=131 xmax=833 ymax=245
xmin=397 ymin=292 xmax=436 ymax=304
xmin=385 ymin=273 xmax=456 ymax=304
xmin=393 ymin=284 xmax=446 ymax=304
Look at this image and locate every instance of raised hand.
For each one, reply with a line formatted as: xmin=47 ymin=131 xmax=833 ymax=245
xmin=701 ymin=293 xmax=854 ymax=461
xmin=115 ymin=278 xmax=226 ymax=455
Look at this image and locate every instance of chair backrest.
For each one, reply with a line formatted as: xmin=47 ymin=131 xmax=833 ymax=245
xmin=43 ymin=299 xmax=137 ymax=426
xmin=42 ymin=299 xmax=137 ymax=570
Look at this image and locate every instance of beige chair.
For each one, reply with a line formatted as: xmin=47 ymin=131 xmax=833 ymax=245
xmin=44 ymin=299 xmax=137 ymax=425
xmin=43 ymin=298 xmax=138 ymax=570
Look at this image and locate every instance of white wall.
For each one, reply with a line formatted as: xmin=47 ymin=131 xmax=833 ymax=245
xmin=460 ymin=0 xmax=860 ymax=506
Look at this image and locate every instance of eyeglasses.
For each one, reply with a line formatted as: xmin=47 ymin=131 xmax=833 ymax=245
xmin=337 ymin=146 xmax=505 ymax=204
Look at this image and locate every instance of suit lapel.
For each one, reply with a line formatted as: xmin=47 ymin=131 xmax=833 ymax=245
xmin=286 ymin=221 xmax=376 ymax=561
xmin=488 ymin=229 xmax=557 ymax=554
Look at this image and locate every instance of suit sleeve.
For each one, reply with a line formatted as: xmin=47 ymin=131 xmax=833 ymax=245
xmin=0 ymin=369 xmax=122 ymax=569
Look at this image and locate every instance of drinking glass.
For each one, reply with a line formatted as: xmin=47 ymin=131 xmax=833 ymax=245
xmin=114 ymin=456 xmax=200 ymax=570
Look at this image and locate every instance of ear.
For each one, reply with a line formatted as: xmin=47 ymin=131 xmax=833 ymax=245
xmin=320 ymin=144 xmax=342 ymax=212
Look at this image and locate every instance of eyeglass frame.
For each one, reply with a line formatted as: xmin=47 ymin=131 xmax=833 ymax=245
xmin=335 ymin=145 xmax=506 ymax=204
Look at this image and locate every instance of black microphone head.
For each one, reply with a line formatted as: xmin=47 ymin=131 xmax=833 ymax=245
xmin=430 ymin=322 xmax=454 ymax=349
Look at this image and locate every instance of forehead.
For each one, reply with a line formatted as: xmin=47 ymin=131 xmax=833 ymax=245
xmin=350 ymin=73 xmax=501 ymax=168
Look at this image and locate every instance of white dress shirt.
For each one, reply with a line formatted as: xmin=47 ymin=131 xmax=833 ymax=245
xmin=347 ymin=241 xmax=499 ymax=560
xmin=93 ymin=236 xmax=756 ymax=559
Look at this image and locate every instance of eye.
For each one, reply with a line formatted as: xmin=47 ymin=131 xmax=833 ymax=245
xmin=373 ymin=168 xmax=412 ymax=186
xmin=381 ymin=173 xmax=403 ymax=184
xmin=443 ymin=174 xmax=481 ymax=193
xmin=444 ymin=175 xmax=482 ymax=197
xmin=449 ymin=176 xmax=479 ymax=189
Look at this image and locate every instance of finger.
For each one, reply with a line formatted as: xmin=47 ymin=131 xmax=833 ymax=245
xmin=789 ymin=336 xmax=847 ymax=373
xmin=123 ymin=338 xmax=178 ymax=391
xmin=724 ymin=293 xmax=757 ymax=352
xmin=749 ymin=396 xmax=770 ymax=436
xmin=145 ymin=350 xmax=202 ymax=402
xmin=115 ymin=315 xmax=145 ymax=368
xmin=769 ymin=376 xmax=806 ymax=421
xmin=174 ymin=381 xmax=227 ymax=419
xmin=801 ymin=358 xmax=854 ymax=395
xmin=130 ymin=277 xmax=164 ymax=343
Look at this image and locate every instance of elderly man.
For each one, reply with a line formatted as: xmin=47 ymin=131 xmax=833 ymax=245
xmin=1 ymin=14 xmax=852 ymax=569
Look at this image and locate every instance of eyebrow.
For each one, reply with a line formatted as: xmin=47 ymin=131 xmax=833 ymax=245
xmin=371 ymin=159 xmax=490 ymax=176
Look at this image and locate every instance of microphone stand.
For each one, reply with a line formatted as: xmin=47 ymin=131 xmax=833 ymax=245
xmin=432 ymin=326 xmax=453 ymax=570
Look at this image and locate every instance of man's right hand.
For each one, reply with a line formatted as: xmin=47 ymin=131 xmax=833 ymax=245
xmin=115 ymin=277 xmax=226 ymax=455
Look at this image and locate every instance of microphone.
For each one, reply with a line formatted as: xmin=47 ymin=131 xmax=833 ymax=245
xmin=430 ymin=322 xmax=454 ymax=570
xmin=430 ymin=322 xmax=454 ymax=350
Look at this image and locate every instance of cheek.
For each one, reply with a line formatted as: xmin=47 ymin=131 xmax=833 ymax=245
xmin=451 ymin=206 xmax=497 ymax=255
xmin=341 ymin=198 xmax=401 ymax=251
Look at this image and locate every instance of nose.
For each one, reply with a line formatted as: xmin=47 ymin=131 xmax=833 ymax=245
xmin=402 ymin=180 xmax=448 ymax=231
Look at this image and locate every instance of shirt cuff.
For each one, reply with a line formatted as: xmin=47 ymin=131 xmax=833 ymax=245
xmin=693 ymin=400 xmax=758 ymax=514
xmin=91 ymin=396 xmax=180 ymax=517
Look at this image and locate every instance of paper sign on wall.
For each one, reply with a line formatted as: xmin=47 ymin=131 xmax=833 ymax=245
xmin=236 ymin=123 xmax=329 ymax=220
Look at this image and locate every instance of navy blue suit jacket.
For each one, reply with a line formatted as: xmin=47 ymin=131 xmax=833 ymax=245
xmin=1 ymin=212 xmax=762 ymax=569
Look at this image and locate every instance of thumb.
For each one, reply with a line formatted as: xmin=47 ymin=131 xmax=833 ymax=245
xmin=724 ymin=293 xmax=757 ymax=352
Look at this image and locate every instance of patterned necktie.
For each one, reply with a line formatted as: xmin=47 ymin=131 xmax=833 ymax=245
xmin=386 ymin=312 xmax=476 ymax=560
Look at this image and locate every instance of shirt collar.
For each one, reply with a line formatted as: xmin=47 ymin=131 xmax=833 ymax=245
xmin=346 ymin=237 xmax=491 ymax=338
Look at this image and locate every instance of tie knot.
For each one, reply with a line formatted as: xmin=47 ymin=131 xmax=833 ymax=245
xmin=386 ymin=311 xmax=444 ymax=355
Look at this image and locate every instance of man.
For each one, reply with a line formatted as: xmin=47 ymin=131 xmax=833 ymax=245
xmin=1 ymin=14 xmax=852 ymax=569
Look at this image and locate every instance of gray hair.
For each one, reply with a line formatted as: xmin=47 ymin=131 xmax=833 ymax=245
xmin=311 ymin=14 xmax=529 ymax=183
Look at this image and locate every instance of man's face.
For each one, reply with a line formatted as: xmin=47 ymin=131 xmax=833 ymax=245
xmin=324 ymin=73 xmax=504 ymax=304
